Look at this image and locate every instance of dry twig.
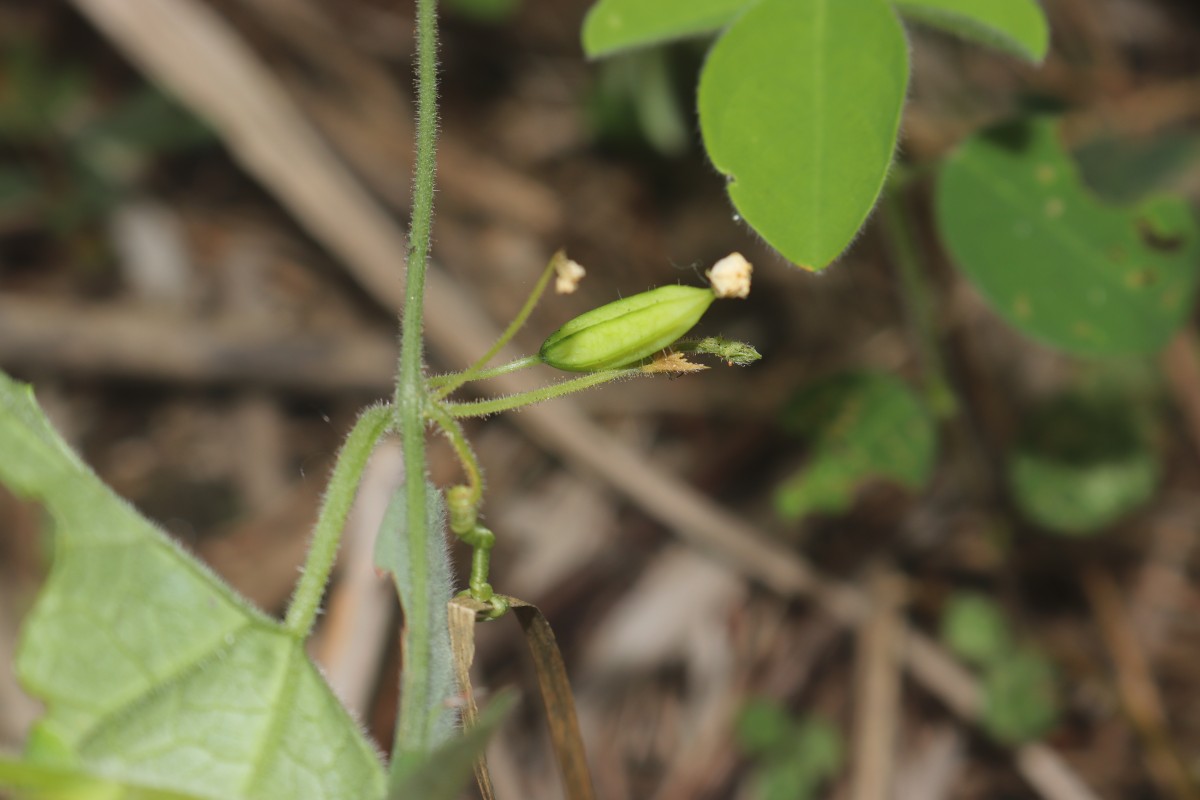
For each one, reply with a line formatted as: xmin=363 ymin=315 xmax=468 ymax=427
xmin=850 ymin=567 xmax=904 ymax=800
xmin=0 ymin=296 xmax=395 ymax=393
xmin=1082 ymin=566 xmax=1199 ymax=800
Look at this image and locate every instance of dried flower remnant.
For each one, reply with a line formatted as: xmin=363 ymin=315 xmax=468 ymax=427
xmin=706 ymin=252 xmax=753 ymax=298
xmin=554 ymin=252 xmax=587 ymax=294
xmin=642 ymin=352 xmax=709 ymax=374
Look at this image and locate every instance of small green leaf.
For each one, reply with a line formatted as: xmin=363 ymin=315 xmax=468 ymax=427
xmin=0 ymin=42 xmax=89 ymax=142
xmin=738 ymin=710 xmax=842 ymax=800
xmin=893 ymin=0 xmax=1049 ymax=62
xmin=373 ymin=485 xmax=459 ymax=786
xmin=982 ymin=650 xmax=1059 ymax=744
xmin=79 ymin=88 xmax=213 ymax=157
xmin=587 ymin=49 xmax=691 ymax=157
xmin=1012 ymin=454 xmax=1157 ymax=534
xmin=936 ymin=117 xmax=1200 ymax=356
xmin=735 ymin=699 xmax=798 ymax=758
xmin=387 ymin=690 xmax=517 ymax=800
xmin=1008 ymin=392 xmax=1158 ymax=535
xmin=792 ymin=719 xmax=842 ymax=782
xmin=682 ymin=336 xmax=762 ymax=366
xmin=0 ymin=165 xmax=42 ymax=214
xmin=699 ymin=0 xmax=909 ymax=270
xmin=940 ymin=592 xmax=1013 ymax=667
xmin=754 ymin=759 xmax=819 ymax=800
xmin=774 ymin=372 xmax=935 ymax=520
xmin=0 ymin=372 xmax=386 ymax=800
xmin=582 ymin=0 xmax=754 ymax=57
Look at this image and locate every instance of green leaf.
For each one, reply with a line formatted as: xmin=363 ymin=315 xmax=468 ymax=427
xmin=79 ymin=88 xmax=213 ymax=157
xmin=373 ymin=484 xmax=458 ymax=785
xmin=940 ymin=592 xmax=1013 ymax=666
xmin=735 ymin=699 xmax=798 ymax=758
xmin=740 ymin=713 xmax=841 ymax=800
xmin=0 ymin=373 xmax=386 ymax=800
xmin=936 ymin=117 xmax=1200 ymax=356
xmin=0 ymin=755 xmax=201 ymax=799
xmin=1008 ymin=391 xmax=1158 ymax=535
xmin=754 ymin=759 xmax=820 ymax=800
xmin=582 ymin=0 xmax=754 ymax=57
xmin=774 ymin=372 xmax=935 ymax=520
xmin=587 ymin=49 xmax=691 ymax=157
xmin=792 ymin=718 xmax=842 ymax=782
xmin=981 ymin=649 xmax=1059 ymax=744
xmin=893 ymin=0 xmax=1049 ymax=62
xmin=387 ymin=690 xmax=516 ymax=800
xmin=1011 ymin=453 xmax=1157 ymax=535
xmin=0 ymin=42 xmax=89 ymax=143
xmin=699 ymin=0 xmax=909 ymax=270
xmin=1074 ymin=132 xmax=1200 ymax=205
xmin=0 ymin=165 xmax=42 ymax=214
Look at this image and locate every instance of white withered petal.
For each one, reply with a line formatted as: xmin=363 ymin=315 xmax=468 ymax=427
xmin=706 ymin=252 xmax=753 ymax=299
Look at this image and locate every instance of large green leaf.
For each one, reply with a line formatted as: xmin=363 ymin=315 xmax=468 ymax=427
xmin=0 ymin=755 xmax=201 ymax=799
xmin=937 ymin=117 xmax=1200 ymax=356
xmin=893 ymin=0 xmax=1049 ymax=62
xmin=0 ymin=373 xmax=386 ymax=800
xmin=774 ymin=372 xmax=935 ymax=519
xmin=582 ymin=0 xmax=755 ymax=57
xmin=699 ymin=0 xmax=909 ymax=270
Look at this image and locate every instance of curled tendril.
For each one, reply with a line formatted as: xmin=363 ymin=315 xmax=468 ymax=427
xmin=446 ymin=484 xmax=477 ymax=535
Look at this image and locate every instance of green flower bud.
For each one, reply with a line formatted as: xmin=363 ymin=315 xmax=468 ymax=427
xmin=539 ymin=285 xmax=715 ymax=372
xmin=685 ymin=336 xmax=762 ymax=366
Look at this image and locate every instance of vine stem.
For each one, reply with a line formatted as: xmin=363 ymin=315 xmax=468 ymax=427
xmin=392 ymin=0 xmax=439 ymax=771
xmin=881 ymin=189 xmax=958 ymax=420
xmin=284 ymin=404 xmax=391 ymax=637
xmin=427 ymin=402 xmax=483 ymax=507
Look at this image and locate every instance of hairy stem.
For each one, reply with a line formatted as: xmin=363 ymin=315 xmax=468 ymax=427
xmin=392 ymin=0 xmax=439 ymax=773
xmin=284 ymin=404 xmax=391 ymax=637
xmin=443 ymin=368 xmax=640 ymax=418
